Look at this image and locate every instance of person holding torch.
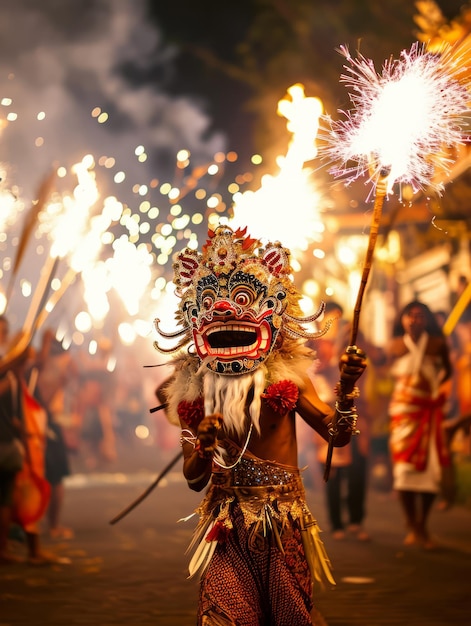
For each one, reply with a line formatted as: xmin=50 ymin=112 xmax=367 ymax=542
xmin=154 ymin=225 xmax=366 ymax=625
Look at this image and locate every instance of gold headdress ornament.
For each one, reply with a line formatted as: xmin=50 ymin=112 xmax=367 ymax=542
xmin=154 ymin=225 xmax=327 ymax=375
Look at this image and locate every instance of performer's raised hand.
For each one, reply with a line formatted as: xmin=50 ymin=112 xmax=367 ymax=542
xmin=338 ymin=345 xmax=367 ymax=393
xmin=196 ymin=413 xmax=223 ymax=458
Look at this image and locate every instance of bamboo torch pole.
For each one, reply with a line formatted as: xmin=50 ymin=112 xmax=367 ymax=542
xmin=324 ymin=167 xmax=390 ymax=482
xmin=34 ymin=267 xmax=77 ymax=333
xmin=4 ymin=171 xmax=56 ymax=313
xmin=349 ymin=169 xmax=390 ymax=345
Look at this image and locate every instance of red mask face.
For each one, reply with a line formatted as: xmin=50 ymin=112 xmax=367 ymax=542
xmin=177 ymin=227 xmax=290 ymax=375
xmin=153 ymin=225 xmax=328 ymax=369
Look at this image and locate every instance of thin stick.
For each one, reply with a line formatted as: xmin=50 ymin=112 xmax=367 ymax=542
xmin=23 ymin=256 xmax=60 ymax=334
xmin=349 ymin=177 xmax=388 ymax=346
xmin=109 ymin=450 xmax=184 ymax=525
xmin=34 ymin=267 xmax=77 ymax=333
xmin=0 ymin=256 xmax=60 ymax=373
xmin=4 ymin=171 xmax=56 ymax=311
xmin=324 ymin=171 xmax=389 ymax=482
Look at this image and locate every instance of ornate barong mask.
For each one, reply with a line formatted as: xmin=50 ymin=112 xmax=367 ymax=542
xmin=154 ymin=225 xmax=326 ymax=376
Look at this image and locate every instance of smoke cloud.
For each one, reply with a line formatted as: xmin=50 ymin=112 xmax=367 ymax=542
xmin=0 ymin=0 xmax=226 ymax=203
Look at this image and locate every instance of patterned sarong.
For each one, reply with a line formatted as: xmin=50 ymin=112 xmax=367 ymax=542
xmin=185 ymin=451 xmax=333 ymax=626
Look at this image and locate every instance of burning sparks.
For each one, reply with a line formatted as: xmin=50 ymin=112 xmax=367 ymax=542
xmin=5 ymin=62 xmax=438 ymax=349
xmin=0 ymin=79 xmax=260 ymax=347
xmin=0 ymin=82 xmax=333 ymax=343
xmin=0 ymin=171 xmax=18 ymax=233
xmin=321 ymin=42 xmax=471 ymax=194
xmin=106 ymin=236 xmax=153 ymax=317
xmin=48 ymin=157 xmax=100 ymax=262
xmin=231 ymin=84 xmax=325 ymax=253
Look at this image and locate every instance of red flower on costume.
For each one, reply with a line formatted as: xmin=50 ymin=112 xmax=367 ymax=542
xmin=177 ymin=397 xmax=204 ymax=428
xmin=262 ymin=380 xmax=299 ymax=414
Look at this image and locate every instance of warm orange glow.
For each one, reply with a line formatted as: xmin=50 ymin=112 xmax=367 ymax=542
xmin=231 ymin=84 xmax=324 ymax=255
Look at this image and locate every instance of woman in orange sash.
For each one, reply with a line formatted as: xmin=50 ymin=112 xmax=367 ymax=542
xmin=388 ymin=301 xmax=452 ymax=549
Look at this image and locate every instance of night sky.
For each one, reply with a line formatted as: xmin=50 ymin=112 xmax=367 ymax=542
xmin=145 ymin=0 xmax=466 ymax=160
xmin=0 ymin=0 xmax=466 ymax=201
xmin=0 ymin=1 xmax=468 ymax=325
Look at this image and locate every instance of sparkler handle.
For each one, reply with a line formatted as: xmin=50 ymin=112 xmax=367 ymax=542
xmin=3 ymin=171 xmax=56 ymax=315
xmin=23 ymin=256 xmax=60 ymax=336
xmin=349 ymin=172 xmax=389 ymax=346
xmin=34 ymin=267 xmax=77 ymax=333
xmin=0 ymin=257 xmax=60 ymax=376
xmin=325 ymin=171 xmax=389 ymax=482
xmin=323 ymin=346 xmax=359 ymax=482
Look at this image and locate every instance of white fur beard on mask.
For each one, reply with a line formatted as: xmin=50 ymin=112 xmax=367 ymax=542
xmin=203 ymin=368 xmax=266 ymax=439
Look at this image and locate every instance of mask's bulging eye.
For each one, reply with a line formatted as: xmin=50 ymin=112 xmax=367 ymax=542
xmin=201 ymin=289 xmax=216 ymax=310
xmin=231 ymin=286 xmax=255 ymax=307
xmin=183 ymin=301 xmax=198 ymax=319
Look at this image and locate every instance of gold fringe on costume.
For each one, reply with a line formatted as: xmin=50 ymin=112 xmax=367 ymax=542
xmin=300 ymin=510 xmax=336 ymax=589
xmin=185 ymin=455 xmax=335 ymax=591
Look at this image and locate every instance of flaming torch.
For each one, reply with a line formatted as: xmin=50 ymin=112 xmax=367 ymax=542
xmin=321 ymin=41 xmax=471 ymax=480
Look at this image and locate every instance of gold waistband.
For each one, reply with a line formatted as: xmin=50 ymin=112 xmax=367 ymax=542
xmin=218 ymin=477 xmax=305 ymax=502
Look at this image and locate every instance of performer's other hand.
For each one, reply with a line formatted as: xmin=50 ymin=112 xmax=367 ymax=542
xmin=196 ymin=413 xmax=223 ymax=458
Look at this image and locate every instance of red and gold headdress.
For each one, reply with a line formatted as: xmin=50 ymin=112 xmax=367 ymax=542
xmin=154 ymin=225 xmax=326 ymax=376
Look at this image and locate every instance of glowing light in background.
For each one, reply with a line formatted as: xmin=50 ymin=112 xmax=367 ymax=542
xmin=75 ymin=311 xmax=92 ymax=333
xmin=135 ymin=424 xmax=150 ymax=440
xmin=0 ymin=175 xmax=18 ymax=232
xmin=118 ymin=322 xmax=136 ymax=345
xmin=230 ymin=84 xmax=325 ymax=254
xmin=106 ymin=236 xmax=153 ymax=316
xmin=82 ymin=262 xmax=110 ymax=322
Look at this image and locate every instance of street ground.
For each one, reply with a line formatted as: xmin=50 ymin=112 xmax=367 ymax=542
xmin=1 ymin=450 xmax=470 ymax=626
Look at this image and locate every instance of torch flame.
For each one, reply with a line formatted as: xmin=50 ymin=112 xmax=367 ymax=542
xmin=231 ymin=83 xmax=325 ymax=253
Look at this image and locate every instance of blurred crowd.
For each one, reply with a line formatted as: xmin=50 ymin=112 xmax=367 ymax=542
xmin=0 ymin=315 xmax=176 ymax=564
xmin=1 ymin=281 xmax=471 ymax=565
xmin=298 ymin=289 xmax=471 ymax=546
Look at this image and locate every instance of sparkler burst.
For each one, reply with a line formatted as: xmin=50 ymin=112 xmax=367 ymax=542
xmin=321 ymin=42 xmax=471 ymax=194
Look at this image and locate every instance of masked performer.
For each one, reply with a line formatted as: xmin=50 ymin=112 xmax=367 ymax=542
xmin=155 ymin=225 xmax=366 ymax=626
